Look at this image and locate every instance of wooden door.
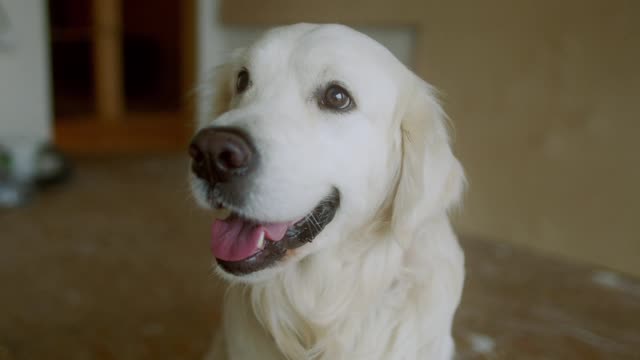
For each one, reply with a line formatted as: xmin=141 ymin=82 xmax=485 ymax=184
xmin=49 ymin=0 xmax=195 ymax=153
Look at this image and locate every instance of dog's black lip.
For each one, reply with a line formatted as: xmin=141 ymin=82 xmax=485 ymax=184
xmin=216 ymin=187 xmax=340 ymax=276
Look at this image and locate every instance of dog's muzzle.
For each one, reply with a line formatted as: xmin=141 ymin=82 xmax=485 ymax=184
xmin=189 ymin=127 xmax=341 ymax=275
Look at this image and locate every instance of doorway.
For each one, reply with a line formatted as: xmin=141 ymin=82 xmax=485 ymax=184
xmin=48 ymin=0 xmax=195 ymax=153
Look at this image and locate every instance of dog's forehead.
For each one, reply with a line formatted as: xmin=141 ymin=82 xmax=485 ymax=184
xmin=249 ymin=24 xmax=401 ymax=78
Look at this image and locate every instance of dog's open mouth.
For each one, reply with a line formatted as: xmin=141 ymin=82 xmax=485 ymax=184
xmin=210 ymin=188 xmax=340 ymax=275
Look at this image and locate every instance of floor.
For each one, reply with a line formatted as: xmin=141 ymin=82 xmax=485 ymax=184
xmin=1 ymin=155 xmax=638 ymax=360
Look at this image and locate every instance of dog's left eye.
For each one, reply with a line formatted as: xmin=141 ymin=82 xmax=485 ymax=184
xmin=320 ymin=84 xmax=354 ymax=111
xmin=236 ymin=69 xmax=250 ymax=93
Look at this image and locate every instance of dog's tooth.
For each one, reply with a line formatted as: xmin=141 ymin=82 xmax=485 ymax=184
xmin=214 ymin=207 xmax=231 ymax=220
xmin=257 ymin=231 xmax=265 ymax=249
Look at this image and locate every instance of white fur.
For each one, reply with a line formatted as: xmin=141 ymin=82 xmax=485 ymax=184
xmin=192 ymin=23 xmax=466 ymax=360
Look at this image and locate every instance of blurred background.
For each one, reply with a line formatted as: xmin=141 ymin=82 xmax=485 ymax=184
xmin=0 ymin=0 xmax=638 ymax=359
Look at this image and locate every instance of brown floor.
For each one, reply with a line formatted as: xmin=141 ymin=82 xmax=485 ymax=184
xmin=1 ymin=155 xmax=638 ymax=360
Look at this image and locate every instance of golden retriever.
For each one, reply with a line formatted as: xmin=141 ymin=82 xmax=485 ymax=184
xmin=189 ymin=23 xmax=465 ymax=360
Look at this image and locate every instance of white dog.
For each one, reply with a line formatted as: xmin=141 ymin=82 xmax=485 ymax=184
xmin=189 ymin=23 xmax=465 ymax=360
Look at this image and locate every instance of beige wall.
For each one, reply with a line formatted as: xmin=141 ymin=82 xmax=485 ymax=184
xmin=416 ymin=1 xmax=639 ymax=276
xmin=211 ymin=0 xmax=640 ymax=276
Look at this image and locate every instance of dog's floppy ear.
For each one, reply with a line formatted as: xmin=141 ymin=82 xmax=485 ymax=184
xmin=391 ymin=77 xmax=465 ymax=243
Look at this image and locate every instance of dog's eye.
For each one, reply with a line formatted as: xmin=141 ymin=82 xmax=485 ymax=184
xmin=321 ymin=84 xmax=354 ymax=111
xmin=236 ymin=69 xmax=250 ymax=93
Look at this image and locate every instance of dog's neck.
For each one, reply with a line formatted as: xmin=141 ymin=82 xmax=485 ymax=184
xmin=226 ymin=213 xmax=462 ymax=359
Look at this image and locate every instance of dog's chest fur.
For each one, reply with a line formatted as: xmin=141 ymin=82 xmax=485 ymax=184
xmin=218 ymin=223 xmax=463 ymax=360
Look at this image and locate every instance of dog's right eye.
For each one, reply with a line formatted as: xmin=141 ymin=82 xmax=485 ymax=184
xmin=236 ymin=69 xmax=250 ymax=93
xmin=320 ymin=84 xmax=355 ymax=112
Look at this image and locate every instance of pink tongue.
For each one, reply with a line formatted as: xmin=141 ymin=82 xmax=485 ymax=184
xmin=211 ymin=216 xmax=293 ymax=261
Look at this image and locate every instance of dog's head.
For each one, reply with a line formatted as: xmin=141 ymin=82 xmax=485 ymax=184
xmin=189 ymin=24 xmax=464 ymax=282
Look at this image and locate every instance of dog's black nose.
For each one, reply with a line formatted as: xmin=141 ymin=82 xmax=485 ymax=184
xmin=189 ymin=128 xmax=255 ymax=183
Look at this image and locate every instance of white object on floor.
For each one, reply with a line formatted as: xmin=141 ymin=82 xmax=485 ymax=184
xmin=468 ymin=332 xmax=496 ymax=354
